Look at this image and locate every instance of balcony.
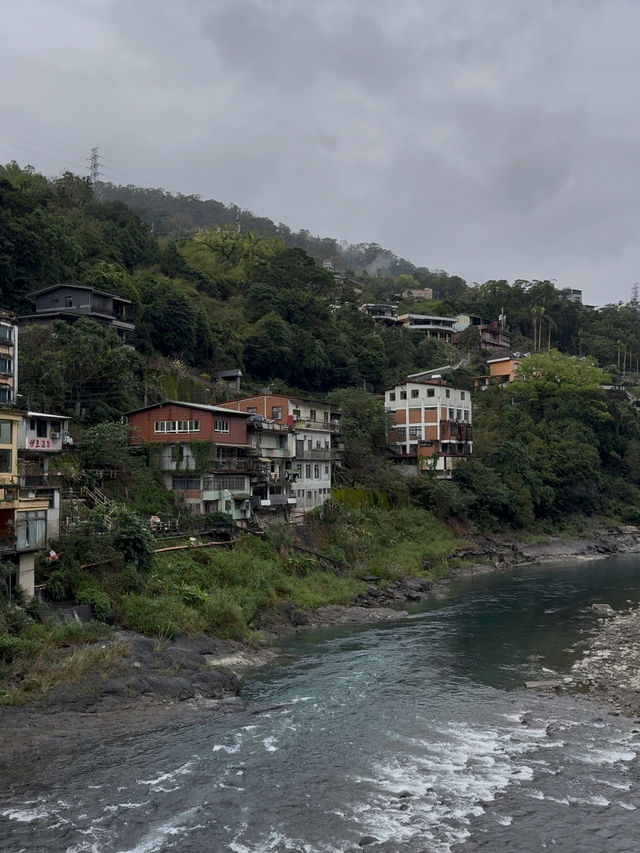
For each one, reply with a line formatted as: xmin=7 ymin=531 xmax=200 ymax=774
xmin=0 ymin=535 xmax=17 ymax=553
xmin=295 ymin=419 xmax=340 ymax=433
xmin=295 ymin=446 xmax=332 ymax=461
xmin=250 ymin=446 xmax=293 ymax=459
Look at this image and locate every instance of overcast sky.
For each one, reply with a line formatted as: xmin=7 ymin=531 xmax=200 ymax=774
xmin=2 ymin=0 xmax=639 ymax=305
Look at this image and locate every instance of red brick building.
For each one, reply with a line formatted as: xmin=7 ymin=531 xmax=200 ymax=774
xmin=124 ymin=401 xmax=248 ymax=446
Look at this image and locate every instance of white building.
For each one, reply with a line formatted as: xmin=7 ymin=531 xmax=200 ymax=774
xmin=385 ymin=378 xmax=473 ymax=478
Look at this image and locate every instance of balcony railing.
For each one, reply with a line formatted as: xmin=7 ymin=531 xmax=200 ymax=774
xmin=295 ymin=419 xmax=340 ymax=433
xmin=295 ymin=446 xmax=332 ymax=461
xmin=0 ymin=535 xmax=17 ymax=553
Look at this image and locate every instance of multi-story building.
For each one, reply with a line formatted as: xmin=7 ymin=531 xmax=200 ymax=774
xmin=385 ymin=378 xmax=472 ymax=478
xmin=0 ymin=311 xmax=18 ymax=405
xmin=475 ymin=353 xmax=525 ymax=388
xmin=453 ymin=314 xmax=511 ymax=351
xmin=18 ymin=284 xmax=136 ymax=345
xmin=246 ymin=416 xmax=297 ymax=521
xmin=17 ymin=412 xmax=71 ymax=547
xmin=124 ymin=400 xmax=255 ymax=521
xmin=359 ymin=304 xmax=399 ymax=325
xmin=218 ymin=395 xmax=341 ymax=512
xmin=1 ymin=411 xmax=52 ymax=596
xmin=396 ymin=314 xmax=457 ymax=342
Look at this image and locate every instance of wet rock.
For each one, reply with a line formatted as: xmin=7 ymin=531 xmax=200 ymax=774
xmin=591 ymin=603 xmax=615 ymax=616
xmin=358 ymin=837 xmax=379 ymax=847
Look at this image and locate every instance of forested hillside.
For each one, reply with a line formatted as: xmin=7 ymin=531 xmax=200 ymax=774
xmin=4 ymin=161 xmax=640 ymax=417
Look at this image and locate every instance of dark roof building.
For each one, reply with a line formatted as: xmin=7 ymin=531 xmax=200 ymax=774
xmin=18 ymin=284 xmax=135 ymax=344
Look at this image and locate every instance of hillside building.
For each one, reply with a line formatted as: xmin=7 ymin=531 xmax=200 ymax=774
xmin=218 ymin=395 xmax=341 ymax=512
xmin=18 ymin=284 xmax=135 ymax=345
xmin=385 ymin=378 xmax=472 ymax=478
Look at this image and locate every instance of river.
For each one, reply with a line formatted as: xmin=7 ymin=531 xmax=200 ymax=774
xmin=3 ymin=556 xmax=640 ymax=852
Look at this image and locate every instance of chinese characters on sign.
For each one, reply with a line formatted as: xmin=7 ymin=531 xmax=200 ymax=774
xmin=28 ymin=438 xmax=54 ymax=450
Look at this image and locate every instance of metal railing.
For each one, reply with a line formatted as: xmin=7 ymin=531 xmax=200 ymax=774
xmin=295 ymin=446 xmax=332 ymax=461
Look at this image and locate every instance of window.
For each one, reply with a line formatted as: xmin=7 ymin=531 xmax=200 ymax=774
xmin=305 ymin=464 xmax=311 ymax=478
xmin=325 ymin=465 xmax=329 ymax=475
xmin=65 ymin=296 xmax=73 ymax=307
xmin=325 ymin=440 xmax=330 ymax=449
xmin=17 ymin=510 xmax=46 ymax=550
xmin=400 ymin=390 xmax=407 ymax=400
xmin=247 ymin=407 xmax=257 ymax=415
xmin=324 ymin=411 xmax=329 ymax=422
xmin=461 ymin=392 xmax=465 ymax=400
xmin=0 ymin=420 xmax=11 ymax=445
xmin=0 ymin=448 xmax=11 ymax=472
xmin=177 ymin=420 xmax=199 ymax=433
xmin=207 ymin=474 xmax=246 ymax=491
xmin=456 ymin=409 xmax=462 ymax=421
xmin=316 ymin=440 xmax=321 ymax=449
xmin=172 ymin=475 xmax=200 ymax=490
xmin=463 ymin=410 xmax=469 ymax=421
xmin=395 ymin=427 xmax=407 ymax=440
xmin=309 ymin=409 xmax=316 ymax=421
xmin=278 ymin=435 xmax=288 ymax=449
xmin=225 ymin=500 xmax=232 ymax=513
xmin=307 ymin=439 xmax=313 ymax=450
xmin=0 ymin=388 xmax=10 ymax=403
xmin=449 ymin=408 xmax=454 ymax=420
xmin=214 ymin=420 xmax=230 ymax=433
xmin=411 ymin=389 xmax=419 ymax=398
xmin=296 ymin=464 xmax=302 ymax=477
xmin=171 ymin=444 xmax=185 ymax=464
xmin=389 ymin=392 xmax=396 ymax=401
xmin=0 ymin=325 xmax=12 ymax=344
xmin=307 ymin=491 xmax=312 ymax=500
xmin=427 ymin=388 xmax=435 ymax=398
xmin=445 ymin=389 xmax=450 ymax=398
xmin=36 ymin=419 xmax=48 ymax=438
xmin=314 ymin=465 xmax=320 ymax=478
xmin=0 ymin=358 xmax=12 ymax=375
xmin=154 ymin=421 xmax=177 ymax=434
xmin=293 ymin=409 xmax=301 ymax=418
xmin=409 ymin=426 xmax=421 ymax=438
xmin=271 ymin=406 xmax=282 ymax=420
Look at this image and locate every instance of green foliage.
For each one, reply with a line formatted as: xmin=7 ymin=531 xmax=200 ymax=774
xmin=110 ymin=505 xmax=155 ymax=571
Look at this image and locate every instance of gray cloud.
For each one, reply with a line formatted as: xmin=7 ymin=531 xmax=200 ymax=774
xmin=1 ymin=0 xmax=639 ymax=303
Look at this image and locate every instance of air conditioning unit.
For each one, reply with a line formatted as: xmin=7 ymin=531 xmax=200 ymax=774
xmin=50 ymin=432 xmax=60 ymax=439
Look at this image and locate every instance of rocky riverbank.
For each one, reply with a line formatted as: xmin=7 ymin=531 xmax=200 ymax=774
xmin=3 ymin=522 xmax=640 ymax=763
xmin=569 ymin=603 xmax=640 ymax=717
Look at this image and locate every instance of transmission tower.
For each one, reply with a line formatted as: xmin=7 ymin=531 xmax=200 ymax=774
xmin=88 ymin=146 xmax=103 ymax=200
xmin=632 ymin=282 xmax=640 ymax=304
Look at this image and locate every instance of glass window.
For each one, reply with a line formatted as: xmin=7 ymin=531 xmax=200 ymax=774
xmin=305 ymin=464 xmax=311 ymax=478
xmin=445 ymin=389 xmax=450 ymax=398
xmin=214 ymin=420 xmax=230 ymax=433
xmin=449 ymin=408 xmax=454 ymax=420
xmin=461 ymin=392 xmax=465 ymax=400
xmin=271 ymin=406 xmax=282 ymax=419
xmin=409 ymin=426 xmax=421 ymax=437
xmin=36 ymin=419 xmax=48 ymax=438
xmin=172 ymin=475 xmax=200 ymax=490
xmin=314 ymin=465 xmax=319 ymax=478
xmin=464 ymin=410 xmax=469 ymax=421
xmin=247 ymin=407 xmax=257 ymax=414
xmin=0 ymin=420 xmax=12 ymax=445
xmin=309 ymin=409 xmax=316 ymax=421
xmin=411 ymin=389 xmax=419 ymax=398
xmin=0 ymin=357 xmax=12 ymax=375
xmin=325 ymin=465 xmax=329 ymax=475
xmin=17 ymin=510 xmax=47 ymax=550
xmin=324 ymin=411 xmax=329 ymax=422
xmin=400 ymin=390 xmax=407 ymax=400
xmin=456 ymin=409 xmax=462 ymax=420
xmin=395 ymin=427 xmax=407 ymax=440
xmin=389 ymin=392 xmax=396 ymax=401
xmin=427 ymin=388 xmax=435 ymax=397
xmin=293 ymin=409 xmax=301 ymax=418
xmin=0 ymin=448 xmax=12 ymax=472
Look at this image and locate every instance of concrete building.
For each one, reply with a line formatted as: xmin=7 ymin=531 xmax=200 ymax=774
xmin=396 ymin=314 xmax=457 ymax=341
xmin=385 ymin=378 xmax=472 ymax=478
xmin=218 ymin=395 xmax=341 ymax=512
xmin=0 ymin=312 xmax=18 ymax=405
